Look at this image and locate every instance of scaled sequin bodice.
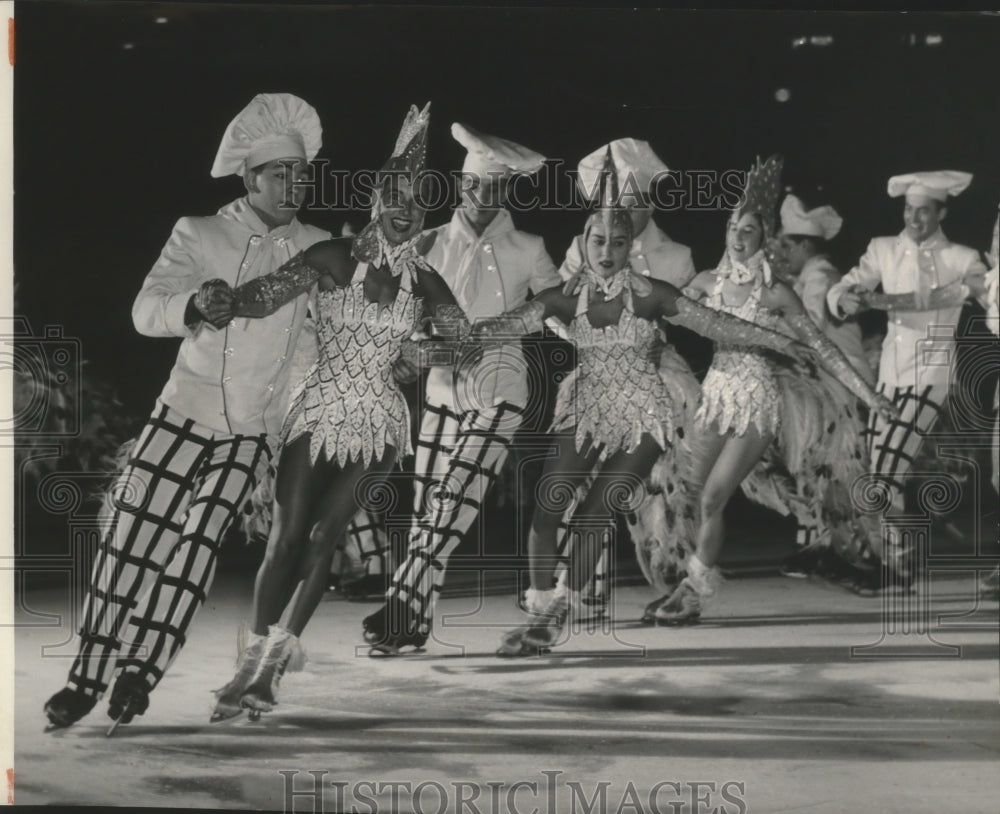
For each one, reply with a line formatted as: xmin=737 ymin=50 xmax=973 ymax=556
xmin=695 ymin=275 xmax=786 ymax=437
xmin=282 ymin=266 xmax=419 ymax=467
xmin=552 ymin=290 xmax=676 ymax=460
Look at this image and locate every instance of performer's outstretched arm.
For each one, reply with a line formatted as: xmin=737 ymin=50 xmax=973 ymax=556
xmin=859 ymin=281 xmax=971 ymax=312
xmin=649 ymin=278 xmax=807 ymax=359
xmin=470 ymin=286 xmax=569 ymax=340
xmin=771 ymin=282 xmax=897 ymax=419
xmin=230 ymin=240 xmax=353 ymax=318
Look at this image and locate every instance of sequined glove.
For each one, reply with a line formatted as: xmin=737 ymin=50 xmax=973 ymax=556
xmin=471 ymin=299 xmax=546 ymax=342
xmin=668 ymin=296 xmax=810 ymax=361
xmin=231 ymin=252 xmax=322 ymax=318
xmin=424 ymin=303 xmax=472 ymax=343
xmin=191 ymin=279 xmax=234 ymax=329
xmin=858 ymin=281 xmax=969 ymax=313
xmin=396 ymin=336 xmax=464 ymax=371
xmin=783 ymin=310 xmax=900 ymax=422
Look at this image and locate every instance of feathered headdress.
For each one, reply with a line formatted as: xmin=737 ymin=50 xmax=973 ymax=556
xmin=352 ymin=102 xmax=433 ymax=275
xmin=736 ymin=154 xmax=784 ymax=237
xmin=382 ymin=102 xmax=431 ymax=177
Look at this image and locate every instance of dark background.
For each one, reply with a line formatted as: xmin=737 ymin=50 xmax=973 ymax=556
xmin=13 ymin=3 xmax=1000 ymax=414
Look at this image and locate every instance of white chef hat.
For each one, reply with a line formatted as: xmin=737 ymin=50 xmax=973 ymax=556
xmin=779 ymin=194 xmax=843 ymax=240
xmin=887 ymin=170 xmax=972 ymax=203
xmin=211 ymin=93 xmax=322 ymax=178
xmin=451 ymin=122 xmax=546 ymax=177
xmin=577 ymin=138 xmax=669 ymax=202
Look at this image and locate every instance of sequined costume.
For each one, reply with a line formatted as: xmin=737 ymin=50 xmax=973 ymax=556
xmin=688 ymin=253 xmax=881 ymax=568
xmin=551 ymin=282 xmax=677 ymax=461
xmin=695 ymin=266 xmax=787 ymax=438
xmin=281 ymin=262 xmax=420 ymax=468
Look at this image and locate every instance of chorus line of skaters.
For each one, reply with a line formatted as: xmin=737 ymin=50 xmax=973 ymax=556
xmin=43 ymin=93 xmax=997 ymax=731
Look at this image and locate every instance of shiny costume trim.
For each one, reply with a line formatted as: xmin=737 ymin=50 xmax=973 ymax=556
xmin=231 ymin=252 xmax=322 ymax=317
xmin=694 ymin=275 xmax=786 ymax=438
xmin=281 ymin=269 xmax=419 ymax=468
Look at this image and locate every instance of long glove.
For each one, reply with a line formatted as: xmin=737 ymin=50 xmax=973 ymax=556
xmin=782 ymin=310 xmax=898 ymax=421
xmin=667 ymin=295 xmax=809 ymax=361
xmin=230 ymin=252 xmax=322 ymax=318
xmin=470 ymin=299 xmax=547 ymax=341
xmin=858 ymin=281 xmax=969 ymax=313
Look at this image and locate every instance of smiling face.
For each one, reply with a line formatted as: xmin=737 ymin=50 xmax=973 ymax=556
xmin=726 ymin=212 xmax=765 ymax=264
xmin=903 ymin=195 xmax=946 ymax=244
xmin=246 ymin=157 xmax=310 ymax=226
xmin=378 ymin=174 xmax=425 ymax=244
xmin=585 ymin=220 xmax=632 ymax=278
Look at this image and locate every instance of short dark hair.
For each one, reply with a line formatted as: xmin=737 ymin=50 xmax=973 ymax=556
xmin=784 ymin=234 xmax=824 ymax=254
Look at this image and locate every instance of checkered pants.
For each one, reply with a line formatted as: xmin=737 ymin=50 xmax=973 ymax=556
xmin=68 ymin=401 xmax=267 ymax=697
xmin=341 ymin=509 xmax=390 ymax=579
xmin=867 ymin=383 xmax=948 ymax=514
xmin=388 ymin=400 xmax=523 ymax=634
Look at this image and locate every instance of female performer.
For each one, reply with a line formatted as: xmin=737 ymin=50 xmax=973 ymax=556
xmin=210 ymin=104 xmax=467 ymax=719
xmin=646 ymin=155 xmax=897 ymax=626
xmin=473 ymin=149 xmax=810 ymax=656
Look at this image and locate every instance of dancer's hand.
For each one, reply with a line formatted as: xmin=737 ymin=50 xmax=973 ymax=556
xmin=193 ymin=279 xmax=234 ymax=328
xmin=783 ymin=339 xmax=819 ymax=367
xmin=392 ymin=356 xmax=419 ymax=385
xmin=838 ymin=286 xmax=867 ymax=316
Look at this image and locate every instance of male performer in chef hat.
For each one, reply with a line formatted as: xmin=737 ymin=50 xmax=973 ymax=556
xmin=44 ymin=93 xmax=330 ymax=730
xmin=827 ymin=171 xmax=988 ymax=579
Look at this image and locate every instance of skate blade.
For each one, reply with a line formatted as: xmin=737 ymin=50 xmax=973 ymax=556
xmin=105 ymin=711 xmax=127 ymax=737
xmin=496 ymin=643 xmax=550 ymax=658
xmin=653 ymin=614 xmax=701 ymax=627
xmin=209 ymin=707 xmax=245 ymax=723
xmin=368 ymin=643 xmax=424 ymax=657
xmin=246 ymin=709 xmax=262 ymax=722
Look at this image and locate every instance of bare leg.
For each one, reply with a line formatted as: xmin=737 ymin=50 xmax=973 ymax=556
xmin=694 ymin=425 xmax=774 ymax=568
xmin=566 ymin=435 xmax=664 ymax=592
xmin=528 ymin=433 xmax=599 ymax=591
xmin=284 ymin=448 xmax=397 ymax=636
xmin=250 ymin=435 xmax=326 ymax=636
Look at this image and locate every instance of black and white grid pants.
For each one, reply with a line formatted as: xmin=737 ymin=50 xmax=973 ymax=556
xmin=67 ymin=401 xmax=267 ymax=697
xmin=867 ymin=382 xmax=947 ymax=514
xmin=387 ymin=400 xmax=523 ymax=634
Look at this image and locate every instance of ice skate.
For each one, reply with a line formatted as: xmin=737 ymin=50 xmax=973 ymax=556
xmin=651 ymin=555 xmax=721 ymax=627
xmin=239 ymin=625 xmax=306 ymax=718
xmin=496 ymin=584 xmax=577 ymax=657
xmin=43 ymin=686 xmax=98 ymax=731
xmin=105 ymin=673 xmax=150 ymax=736
xmin=364 ymin=599 xmax=428 ymax=656
xmin=209 ymin=627 xmax=266 ymax=723
xmin=640 ymin=591 xmax=674 ymax=625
